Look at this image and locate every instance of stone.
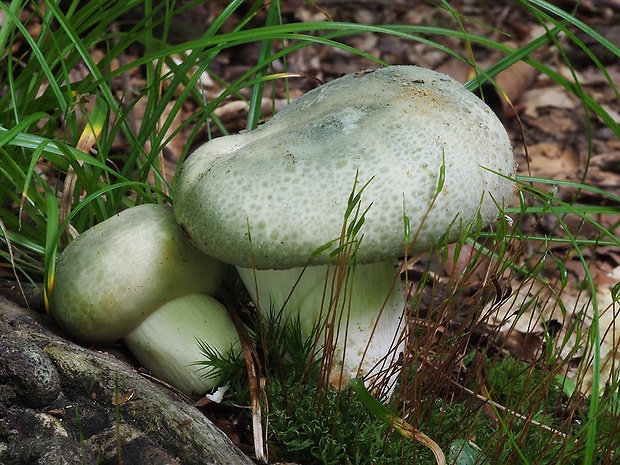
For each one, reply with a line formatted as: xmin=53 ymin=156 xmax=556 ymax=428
xmin=0 ymin=297 xmax=253 ymax=465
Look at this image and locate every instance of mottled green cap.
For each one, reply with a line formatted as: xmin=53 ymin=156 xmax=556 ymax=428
xmin=51 ymin=204 xmax=224 ymax=343
xmin=174 ymin=65 xmax=515 ymax=270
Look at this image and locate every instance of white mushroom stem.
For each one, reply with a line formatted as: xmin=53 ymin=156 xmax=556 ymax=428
xmin=236 ymin=260 xmax=405 ymax=395
xmin=124 ymin=293 xmax=240 ymax=396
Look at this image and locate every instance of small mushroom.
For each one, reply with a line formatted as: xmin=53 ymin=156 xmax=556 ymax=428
xmin=174 ymin=66 xmax=515 ymax=393
xmin=50 ymin=204 xmax=240 ymax=395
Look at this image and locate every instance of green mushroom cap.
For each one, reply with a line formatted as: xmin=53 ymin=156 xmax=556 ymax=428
xmin=174 ymin=66 xmax=515 ymax=269
xmin=51 ymin=204 xmax=224 ymax=343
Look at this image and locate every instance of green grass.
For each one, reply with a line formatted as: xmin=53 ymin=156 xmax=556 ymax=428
xmin=1 ymin=0 xmax=619 ymax=464
xmin=203 ymin=308 xmax=612 ymax=464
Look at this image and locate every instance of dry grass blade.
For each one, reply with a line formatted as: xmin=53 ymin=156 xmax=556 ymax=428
xmin=396 ymin=420 xmax=447 ymax=465
xmin=350 ymin=377 xmax=446 ymax=465
xmin=229 ymin=306 xmax=268 ymax=463
xmin=0 ymin=218 xmax=28 ymax=307
xmin=59 ymin=101 xmax=104 ymax=245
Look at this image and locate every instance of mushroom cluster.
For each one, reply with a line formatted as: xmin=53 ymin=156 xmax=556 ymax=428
xmin=50 ymin=204 xmax=240 ymax=395
xmin=173 ymin=65 xmax=516 ymax=392
xmin=50 ymin=66 xmax=514 ymax=398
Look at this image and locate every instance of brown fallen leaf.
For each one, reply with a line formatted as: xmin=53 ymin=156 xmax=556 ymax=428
xmin=523 ymin=86 xmax=578 ymax=118
xmin=495 ymin=60 xmax=541 ymax=115
xmin=527 ymin=142 xmax=581 ymax=179
xmin=482 ymin=278 xmax=620 ymax=396
xmin=111 ymin=388 xmax=136 ymax=406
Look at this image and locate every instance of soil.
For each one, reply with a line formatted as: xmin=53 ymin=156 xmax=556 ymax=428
xmin=1 ymin=1 xmax=620 ymax=464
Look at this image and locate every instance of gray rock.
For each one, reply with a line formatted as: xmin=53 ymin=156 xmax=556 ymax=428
xmin=4 ymin=436 xmax=89 ymax=465
xmin=0 ymin=297 xmax=254 ymax=465
xmin=0 ymin=334 xmax=61 ymax=408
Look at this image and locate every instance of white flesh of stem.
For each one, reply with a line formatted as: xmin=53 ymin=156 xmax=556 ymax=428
xmin=124 ymin=293 xmax=240 ymax=396
xmin=236 ymin=260 xmax=405 ymax=395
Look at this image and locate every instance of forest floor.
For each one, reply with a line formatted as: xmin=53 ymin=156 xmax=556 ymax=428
xmin=1 ymin=1 xmax=620 ymax=464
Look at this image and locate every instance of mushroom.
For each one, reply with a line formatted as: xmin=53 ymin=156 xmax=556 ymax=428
xmin=173 ymin=65 xmax=515 ymax=393
xmin=50 ymin=204 xmax=240 ymax=395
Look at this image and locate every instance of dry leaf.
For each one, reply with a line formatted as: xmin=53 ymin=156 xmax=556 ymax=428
xmin=523 ymin=86 xmax=577 ymax=118
xmin=527 ymin=142 xmax=581 ymax=178
xmin=482 ymin=278 xmax=620 ymax=396
xmin=111 ymin=388 xmax=136 ymax=406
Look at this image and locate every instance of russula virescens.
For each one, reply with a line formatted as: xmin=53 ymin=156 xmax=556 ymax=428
xmin=50 ymin=204 xmax=240 ymax=395
xmin=174 ymin=65 xmax=515 ymax=393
